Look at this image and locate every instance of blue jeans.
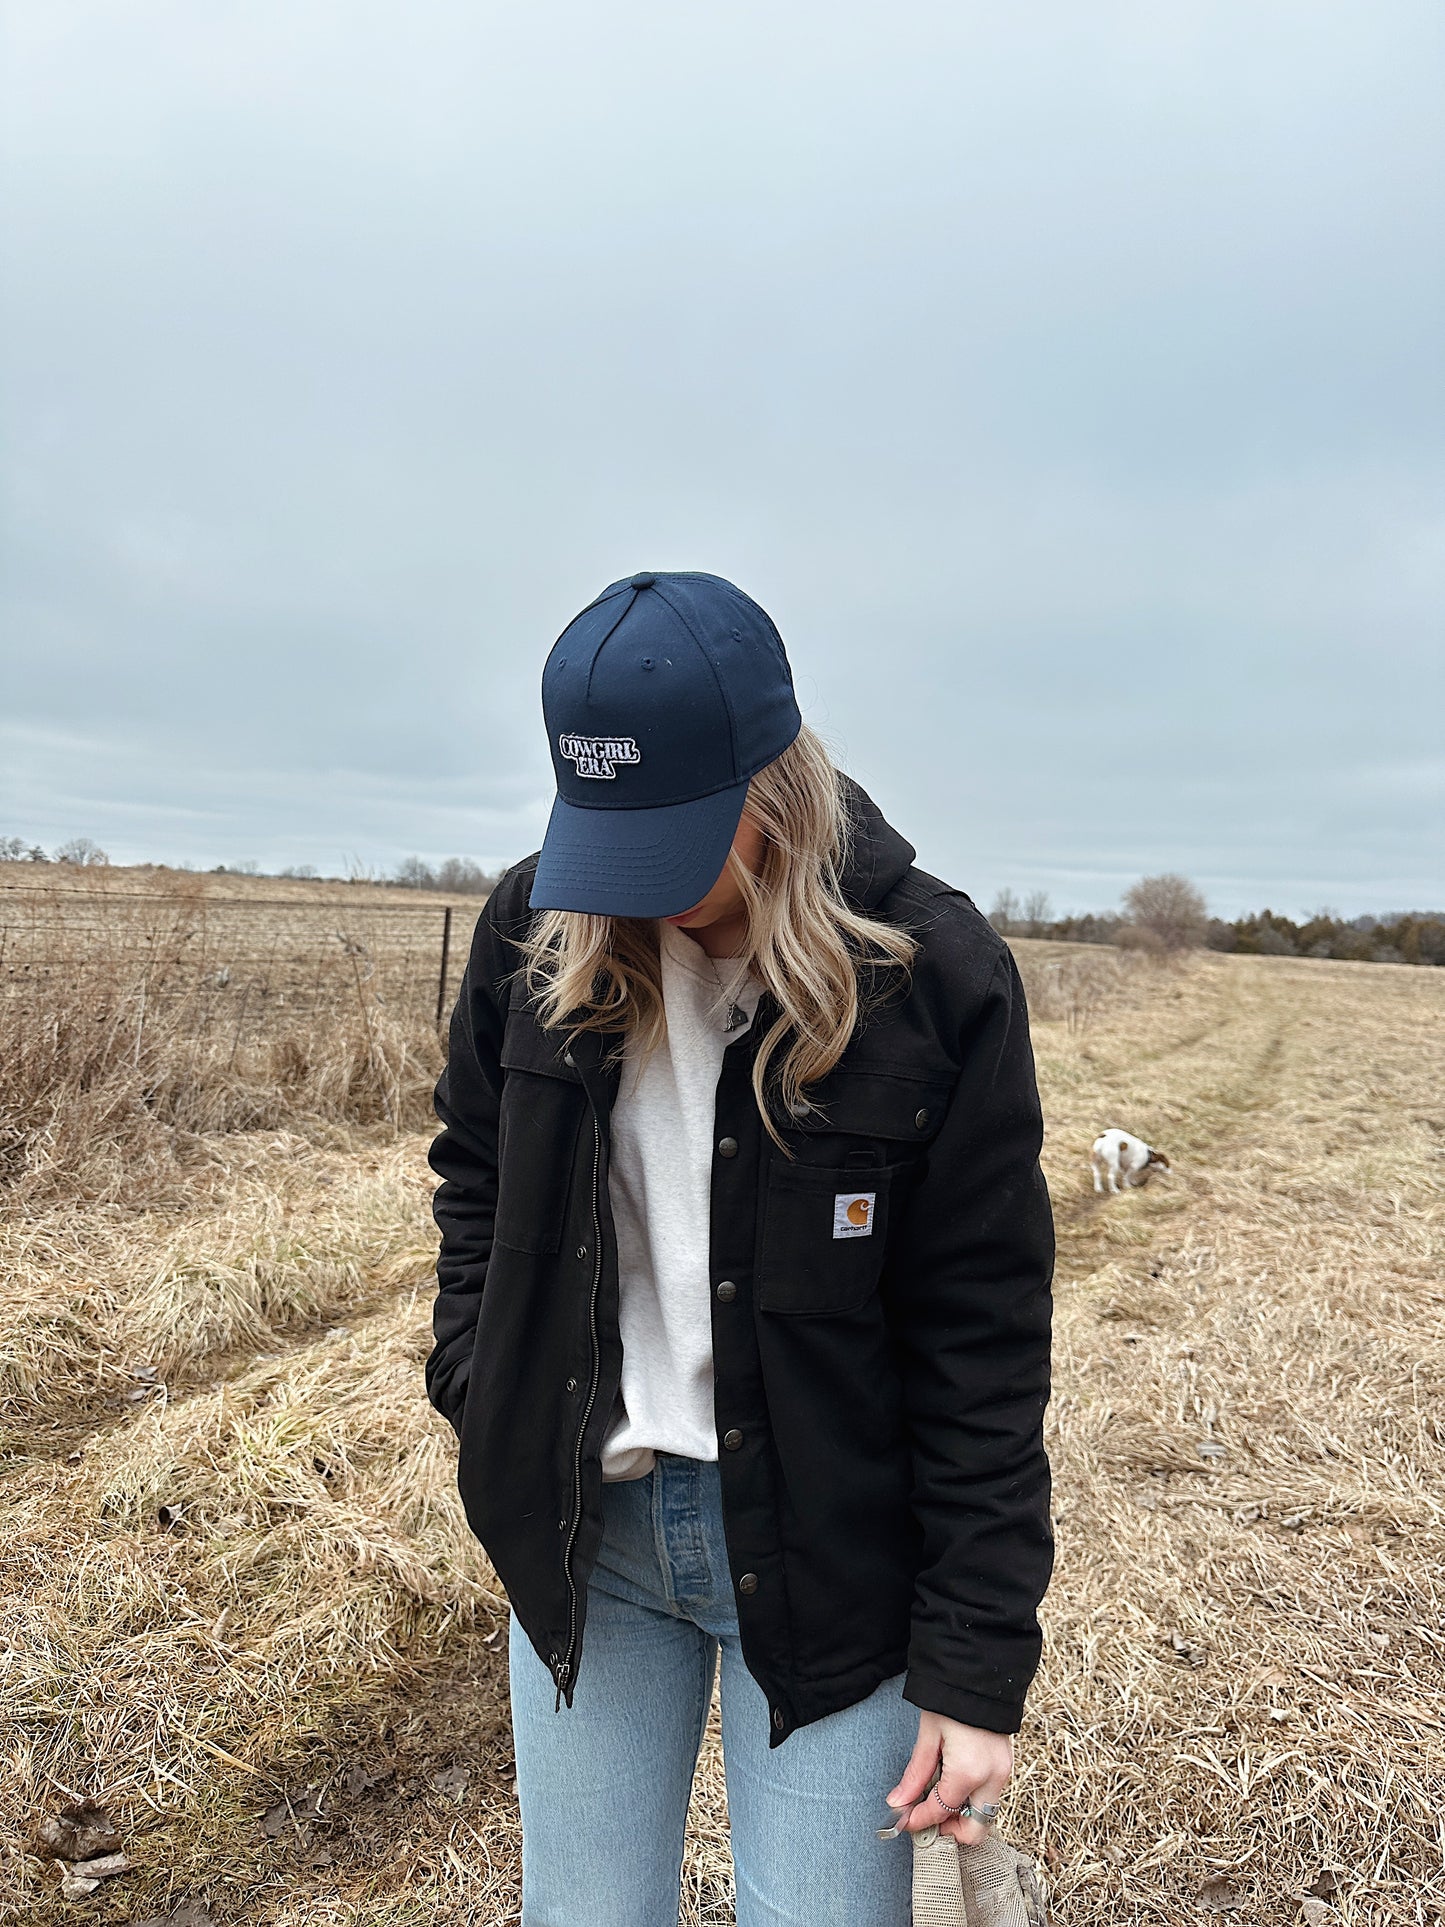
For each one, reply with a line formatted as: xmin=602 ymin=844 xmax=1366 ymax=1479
xmin=509 ymin=1453 xmax=916 ymax=1926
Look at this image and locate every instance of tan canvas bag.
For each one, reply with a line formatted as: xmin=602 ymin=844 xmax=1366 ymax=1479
xmin=910 ymin=1822 xmax=1050 ymax=1927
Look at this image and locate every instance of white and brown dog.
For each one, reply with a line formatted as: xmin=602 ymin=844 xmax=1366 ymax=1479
xmin=1091 ymin=1129 xmax=1171 ymax=1194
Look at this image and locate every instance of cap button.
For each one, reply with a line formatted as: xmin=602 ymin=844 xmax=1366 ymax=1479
xmin=630 ymin=572 xmax=656 ymax=589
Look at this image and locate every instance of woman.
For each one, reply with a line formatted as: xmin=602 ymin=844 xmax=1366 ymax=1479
xmin=426 ymin=570 xmax=1054 ymax=1927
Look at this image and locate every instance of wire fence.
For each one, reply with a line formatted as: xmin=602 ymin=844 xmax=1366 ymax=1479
xmin=0 ymin=887 xmax=469 ymax=1049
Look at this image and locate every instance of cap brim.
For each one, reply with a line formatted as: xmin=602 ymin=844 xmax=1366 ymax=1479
xmin=528 ymin=780 xmax=751 ymax=918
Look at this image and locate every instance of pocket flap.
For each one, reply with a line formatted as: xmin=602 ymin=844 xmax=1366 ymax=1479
xmin=790 ymin=1067 xmax=953 ymax=1143
xmin=500 ymin=1015 xmax=583 ymax=1082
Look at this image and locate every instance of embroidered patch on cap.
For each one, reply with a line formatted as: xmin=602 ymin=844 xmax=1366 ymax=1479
xmin=832 ymin=1192 xmax=876 ymax=1239
xmin=558 ymin=733 xmax=641 ymax=779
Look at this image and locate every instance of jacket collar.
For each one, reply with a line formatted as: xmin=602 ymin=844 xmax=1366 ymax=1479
xmin=836 ymin=774 xmax=916 ymax=914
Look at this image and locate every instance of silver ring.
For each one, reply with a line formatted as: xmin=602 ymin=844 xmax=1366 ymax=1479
xmin=964 ymin=1801 xmax=1000 ymax=1823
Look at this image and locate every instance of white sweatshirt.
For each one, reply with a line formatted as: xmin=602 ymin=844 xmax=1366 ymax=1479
xmin=599 ymin=919 xmax=762 ymax=1482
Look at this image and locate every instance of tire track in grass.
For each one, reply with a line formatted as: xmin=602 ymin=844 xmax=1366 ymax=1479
xmin=2 ymin=1139 xmax=439 ymax=1466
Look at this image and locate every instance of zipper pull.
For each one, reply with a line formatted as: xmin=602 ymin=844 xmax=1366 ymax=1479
xmin=552 ymin=1656 xmax=571 ymax=1712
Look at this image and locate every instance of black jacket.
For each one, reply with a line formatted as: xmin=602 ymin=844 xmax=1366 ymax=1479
xmin=426 ymin=781 xmax=1054 ymax=1743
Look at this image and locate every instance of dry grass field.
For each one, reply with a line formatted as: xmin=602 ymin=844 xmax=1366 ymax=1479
xmin=3 ymin=877 xmax=1442 ymax=1926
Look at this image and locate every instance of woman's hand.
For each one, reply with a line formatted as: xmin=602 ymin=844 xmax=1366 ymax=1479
xmin=886 ymin=1711 xmax=1013 ymax=1845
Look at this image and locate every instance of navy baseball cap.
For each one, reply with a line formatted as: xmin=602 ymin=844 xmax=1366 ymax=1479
xmin=530 ymin=571 xmax=803 ymax=918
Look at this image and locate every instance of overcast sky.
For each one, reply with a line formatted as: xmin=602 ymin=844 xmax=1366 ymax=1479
xmin=3 ymin=1 xmax=1442 ymax=917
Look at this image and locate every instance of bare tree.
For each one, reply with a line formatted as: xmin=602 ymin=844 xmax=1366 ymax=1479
xmin=394 ymin=855 xmax=498 ymax=896
xmin=989 ymin=888 xmax=1019 ymax=936
xmin=1023 ymin=889 xmax=1052 ymax=937
xmin=1255 ymin=926 xmax=1295 ymax=956
xmin=1123 ymin=873 xmax=1208 ymax=952
xmin=436 ymin=857 xmax=497 ymax=896
xmin=54 ymin=837 xmax=109 ymax=866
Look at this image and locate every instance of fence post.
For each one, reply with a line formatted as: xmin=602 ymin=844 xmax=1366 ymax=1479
xmin=436 ymin=905 xmax=453 ymax=1028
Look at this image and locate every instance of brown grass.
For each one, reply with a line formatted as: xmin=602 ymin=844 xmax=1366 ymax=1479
xmin=0 ymin=875 xmax=451 ymax=1206
xmin=2 ymin=893 xmax=1442 ymax=1924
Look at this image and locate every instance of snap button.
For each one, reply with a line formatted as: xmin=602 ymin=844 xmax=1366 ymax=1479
xmin=771 ymin=1708 xmax=784 ymax=1732
xmin=723 ymin=1428 xmax=744 ymax=1451
xmin=738 ymin=1572 xmax=759 ymax=1595
xmin=563 ymin=1049 xmax=576 ymax=1067
xmin=576 ymin=1244 xmax=588 ymax=1261
xmin=915 ymin=1108 xmax=930 ymax=1131
xmin=565 ymin=1377 xmax=578 ymax=1393
xmin=630 ymin=571 xmax=656 ymax=589
xmin=715 ymin=1280 xmax=737 ymax=1303
xmin=717 ymin=1136 xmax=738 ymax=1158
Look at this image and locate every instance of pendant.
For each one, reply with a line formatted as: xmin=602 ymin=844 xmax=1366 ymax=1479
xmin=724 ymin=1002 xmax=747 ymax=1032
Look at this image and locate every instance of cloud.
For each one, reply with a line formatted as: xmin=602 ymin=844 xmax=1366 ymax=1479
xmin=2 ymin=0 xmax=1442 ymax=914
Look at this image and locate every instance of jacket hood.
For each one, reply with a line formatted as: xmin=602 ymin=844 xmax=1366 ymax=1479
xmin=837 ymin=774 xmax=916 ymax=914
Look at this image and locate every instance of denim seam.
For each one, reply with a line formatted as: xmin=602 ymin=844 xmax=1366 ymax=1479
xmin=649 ymin=1465 xmax=677 ymax=1612
xmin=658 ymin=1454 xmax=708 ymax=1606
xmin=687 ymin=1633 xmax=716 ymax=1797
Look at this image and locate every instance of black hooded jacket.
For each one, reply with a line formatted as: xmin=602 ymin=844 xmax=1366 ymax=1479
xmin=426 ymin=780 xmax=1054 ymax=1743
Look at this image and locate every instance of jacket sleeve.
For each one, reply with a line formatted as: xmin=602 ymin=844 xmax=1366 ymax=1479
xmin=885 ymin=941 xmax=1055 ymax=1734
xmin=424 ymin=894 xmax=513 ymax=1436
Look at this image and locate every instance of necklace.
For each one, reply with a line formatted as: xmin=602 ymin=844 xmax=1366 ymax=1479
xmin=703 ymin=950 xmax=752 ymax=1032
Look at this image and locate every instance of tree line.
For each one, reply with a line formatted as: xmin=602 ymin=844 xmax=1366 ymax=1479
xmin=990 ymin=874 xmax=1445 ymax=967
xmin=1 ymin=837 xmax=501 ymax=897
xmin=0 ymin=835 xmax=110 ymax=866
xmin=1206 ymin=908 xmax=1445 ymax=966
xmin=8 ymin=837 xmax=1440 ymax=961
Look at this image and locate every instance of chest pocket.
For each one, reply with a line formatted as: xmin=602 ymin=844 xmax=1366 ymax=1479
xmin=756 ymin=1067 xmax=951 ymax=1315
xmin=494 ymin=1018 xmax=588 ymax=1255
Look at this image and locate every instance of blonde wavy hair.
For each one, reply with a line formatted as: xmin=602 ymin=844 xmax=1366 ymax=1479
xmin=517 ymin=724 xmax=916 ymax=1148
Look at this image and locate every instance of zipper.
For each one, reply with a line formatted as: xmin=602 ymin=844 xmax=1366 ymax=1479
xmin=556 ymin=1111 xmax=604 ymax=1710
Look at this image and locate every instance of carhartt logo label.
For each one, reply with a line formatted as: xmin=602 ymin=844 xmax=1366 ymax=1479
xmin=833 ymin=1192 xmax=876 ymax=1239
xmin=558 ymin=733 xmax=641 ymax=780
